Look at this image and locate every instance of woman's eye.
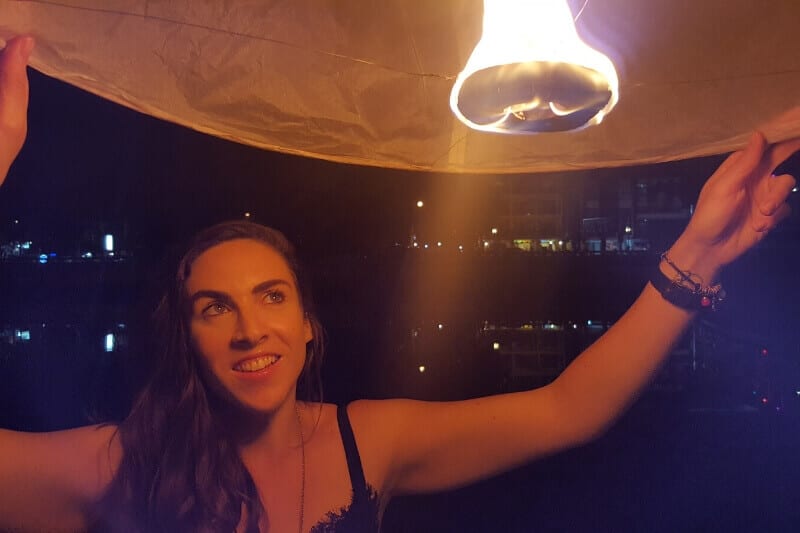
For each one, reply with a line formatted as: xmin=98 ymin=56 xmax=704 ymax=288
xmin=201 ymin=302 xmax=229 ymax=316
xmin=264 ymin=290 xmax=286 ymax=304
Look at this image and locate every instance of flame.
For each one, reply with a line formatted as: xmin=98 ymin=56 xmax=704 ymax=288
xmin=450 ymin=0 xmax=619 ymax=134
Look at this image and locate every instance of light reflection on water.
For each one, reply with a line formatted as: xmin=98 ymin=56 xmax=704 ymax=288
xmin=0 ymin=321 xmax=133 ymax=431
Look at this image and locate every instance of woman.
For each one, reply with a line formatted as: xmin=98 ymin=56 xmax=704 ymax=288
xmin=1 ymin=36 xmax=798 ymax=532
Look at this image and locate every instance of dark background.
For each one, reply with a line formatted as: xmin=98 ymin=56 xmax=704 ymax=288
xmin=2 ymin=69 xmax=800 ymax=532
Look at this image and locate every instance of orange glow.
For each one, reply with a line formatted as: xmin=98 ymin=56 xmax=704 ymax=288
xmin=451 ymin=0 xmax=619 ymax=133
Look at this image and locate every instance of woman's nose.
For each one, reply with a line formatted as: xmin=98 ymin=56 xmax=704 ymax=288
xmin=230 ymin=307 xmax=268 ymax=349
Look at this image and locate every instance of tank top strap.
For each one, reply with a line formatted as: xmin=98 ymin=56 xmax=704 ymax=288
xmin=336 ymin=403 xmax=368 ymax=497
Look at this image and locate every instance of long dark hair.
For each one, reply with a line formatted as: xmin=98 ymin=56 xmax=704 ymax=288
xmin=95 ymin=221 xmax=324 ymax=532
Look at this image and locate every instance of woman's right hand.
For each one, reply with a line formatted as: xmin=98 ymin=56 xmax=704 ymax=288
xmin=0 ymin=35 xmax=34 ymax=186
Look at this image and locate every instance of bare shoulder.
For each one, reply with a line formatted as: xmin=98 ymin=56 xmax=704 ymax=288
xmin=347 ymin=398 xmax=417 ymax=431
xmin=302 ymin=399 xmax=416 ymax=439
xmin=340 ymin=399 xmax=421 ymax=494
xmin=37 ymin=424 xmax=121 ymax=489
xmin=343 ymin=393 xmax=566 ymax=495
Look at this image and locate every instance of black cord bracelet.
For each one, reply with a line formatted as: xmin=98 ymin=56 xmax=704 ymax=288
xmin=649 ymin=255 xmax=725 ymax=311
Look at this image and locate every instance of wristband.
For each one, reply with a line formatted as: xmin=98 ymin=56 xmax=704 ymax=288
xmin=649 ymin=253 xmax=725 ymax=311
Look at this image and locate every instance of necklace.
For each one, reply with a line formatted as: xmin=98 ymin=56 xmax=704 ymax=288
xmin=296 ymin=404 xmax=305 ymax=533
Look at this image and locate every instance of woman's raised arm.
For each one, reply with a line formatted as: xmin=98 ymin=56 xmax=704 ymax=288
xmin=0 ymin=36 xmax=123 ymax=531
xmin=356 ymin=131 xmax=800 ymax=496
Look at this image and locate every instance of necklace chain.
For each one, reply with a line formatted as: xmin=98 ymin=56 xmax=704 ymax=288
xmin=296 ymin=404 xmax=305 ymax=533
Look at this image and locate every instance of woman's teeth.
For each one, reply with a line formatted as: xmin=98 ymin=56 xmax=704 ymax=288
xmin=234 ymin=355 xmax=279 ymax=372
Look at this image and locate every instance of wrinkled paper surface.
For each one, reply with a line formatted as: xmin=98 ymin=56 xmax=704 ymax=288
xmin=1 ymin=0 xmax=798 ymax=173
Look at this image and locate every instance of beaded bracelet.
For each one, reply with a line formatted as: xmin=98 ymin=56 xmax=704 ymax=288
xmin=649 ymin=252 xmax=725 ymax=311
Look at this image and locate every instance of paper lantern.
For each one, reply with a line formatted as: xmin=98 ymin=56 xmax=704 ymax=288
xmin=0 ymin=0 xmax=798 ymax=173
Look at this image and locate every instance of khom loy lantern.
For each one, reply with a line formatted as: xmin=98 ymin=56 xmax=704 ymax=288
xmin=450 ymin=0 xmax=619 ymax=134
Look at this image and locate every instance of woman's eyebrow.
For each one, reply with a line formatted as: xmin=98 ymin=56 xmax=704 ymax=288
xmin=189 ymin=290 xmax=231 ymax=305
xmin=251 ymin=279 xmax=291 ymax=294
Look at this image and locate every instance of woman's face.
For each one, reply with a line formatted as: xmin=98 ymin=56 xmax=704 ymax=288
xmin=185 ymin=238 xmax=312 ymax=414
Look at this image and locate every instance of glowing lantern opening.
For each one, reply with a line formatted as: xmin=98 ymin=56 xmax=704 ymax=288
xmin=450 ymin=0 xmax=619 ymax=134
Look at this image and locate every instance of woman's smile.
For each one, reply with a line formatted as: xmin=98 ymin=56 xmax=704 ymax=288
xmin=232 ymin=353 xmax=282 ymax=373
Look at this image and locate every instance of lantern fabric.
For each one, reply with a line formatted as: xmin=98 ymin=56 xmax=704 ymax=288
xmin=0 ymin=0 xmax=798 ymax=174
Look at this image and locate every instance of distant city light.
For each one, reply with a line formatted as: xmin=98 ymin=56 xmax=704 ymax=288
xmin=483 ymin=241 xmax=489 ymax=248
xmin=416 ymin=200 xmax=424 ymax=207
xmin=437 ymin=323 xmax=444 ymax=330
xmin=424 ymin=244 xmax=429 ymax=249
xmin=15 ymin=330 xmax=30 ymax=341
xmin=244 ymin=212 xmax=251 ymax=218
xmin=458 ymin=245 xmax=464 ymax=251
xmin=105 ymin=333 xmax=116 ymax=353
xmin=38 ymin=254 xmax=48 ymax=264
xmin=13 ymin=219 xmax=19 ymax=224
xmin=418 ymin=365 xmax=426 ymax=373
xmin=104 ymin=234 xmax=114 ymax=252
xmin=587 ymin=320 xmax=593 ymax=326
xmin=793 ymin=187 xmax=798 ymax=193
xmin=412 ymin=242 xmax=419 ymax=248
xmin=491 ymin=228 xmax=498 ymax=235
xmin=82 ymin=251 xmax=93 ymax=259
xmin=437 ymin=241 xmax=442 ymax=247
xmin=625 ymin=226 xmax=632 ymax=233
xmin=493 ymin=342 xmax=501 ymax=350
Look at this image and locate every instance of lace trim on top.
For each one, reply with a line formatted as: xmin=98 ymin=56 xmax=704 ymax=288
xmin=308 ymin=485 xmax=380 ymax=532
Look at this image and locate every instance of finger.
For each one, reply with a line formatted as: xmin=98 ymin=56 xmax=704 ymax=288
xmin=758 ymin=173 xmax=796 ymax=216
xmin=753 ymin=200 xmax=791 ymax=234
xmin=764 ymin=202 xmax=792 ymax=234
xmin=718 ymin=131 xmax=766 ymax=191
xmin=712 ymin=147 xmax=744 ymax=177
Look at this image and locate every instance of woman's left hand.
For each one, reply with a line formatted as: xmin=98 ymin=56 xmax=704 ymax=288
xmin=669 ymin=130 xmax=800 ymax=282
